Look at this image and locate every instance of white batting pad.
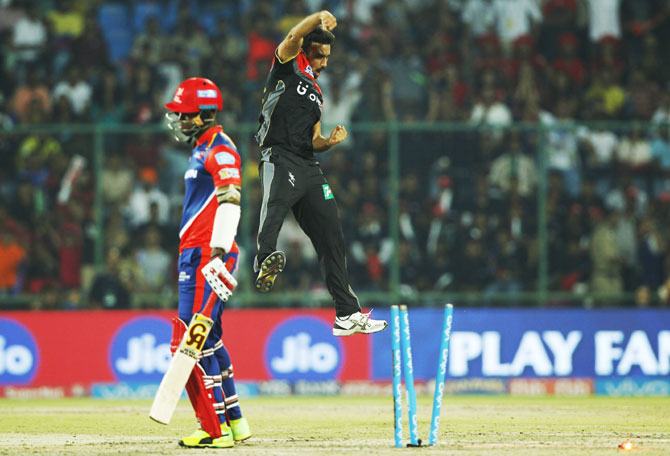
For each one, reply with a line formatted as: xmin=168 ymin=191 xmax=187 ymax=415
xmin=201 ymin=257 xmax=238 ymax=302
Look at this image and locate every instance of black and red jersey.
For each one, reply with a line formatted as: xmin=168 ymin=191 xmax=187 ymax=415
xmin=255 ymin=50 xmax=323 ymax=161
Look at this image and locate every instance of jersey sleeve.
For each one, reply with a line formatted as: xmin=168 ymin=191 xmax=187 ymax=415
xmin=204 ymin=145 xmax=242 ymax=188
xmin=271 ymin=49 xmax=297 ymax=77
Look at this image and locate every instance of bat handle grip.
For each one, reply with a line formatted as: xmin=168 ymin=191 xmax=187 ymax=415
xmin=201 ymin=292 xmax=218 ymax=318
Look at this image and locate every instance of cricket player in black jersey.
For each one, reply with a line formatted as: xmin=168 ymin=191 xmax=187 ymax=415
xmin=254 ymin=10 xmax=387 ymax=336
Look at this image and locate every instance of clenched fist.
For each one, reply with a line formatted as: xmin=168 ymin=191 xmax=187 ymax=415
xmin=319 ymin=10 xmax=337 ymax=31
xmin=328 ymin=125 xmax=347 ymax=146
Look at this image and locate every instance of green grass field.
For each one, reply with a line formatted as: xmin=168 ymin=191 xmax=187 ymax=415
xmin=0 ymin=396 xmax=668 ymax=455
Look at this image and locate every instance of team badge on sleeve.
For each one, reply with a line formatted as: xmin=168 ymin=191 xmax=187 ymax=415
xmin=214 ymin=152 xmax=236 ymax=165
xmin=219 ymin=168 xmax=241 ymax=180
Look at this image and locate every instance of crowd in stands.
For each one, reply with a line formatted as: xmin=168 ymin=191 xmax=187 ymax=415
xmin=0 ymin=0 xmax=669 ymax=309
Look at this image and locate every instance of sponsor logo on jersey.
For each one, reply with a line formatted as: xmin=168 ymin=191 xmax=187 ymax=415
xmin=322 ymin=184 xmax=334 ymax=200
xmin=109 ymin=317 xmax=171 ymax=382
xmin=304 ymin=65 xmax=314 ymax=78
xmin=0 ymin=319 xmax=39 ymax=385
xmin=296 ymin=81 xmax=323 ymax=110
xmin=265 ymin=316 xmax=343 ymax=381
xmin=219 ymin=168 xmax=240 ymax=180
xmin=178 ymin=271 xmax=191 ymax=282
xmin=185 ymin=169 xmax=198 ymax=179
xmin=215 ymin=152 xmax=236 ymax=165
xmin=197 ymin=89 xmax=218 ymax=98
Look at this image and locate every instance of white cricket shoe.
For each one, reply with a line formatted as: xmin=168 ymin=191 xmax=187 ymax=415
xmin=333 ymin=310 xmax=388 ymax=336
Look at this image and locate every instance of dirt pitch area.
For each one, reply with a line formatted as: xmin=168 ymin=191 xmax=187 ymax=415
xmin=0 ymin=396 xmax=668 ymax=455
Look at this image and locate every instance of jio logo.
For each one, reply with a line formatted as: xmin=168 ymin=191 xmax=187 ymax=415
xmin=109 ymin=317 xmax=172 ymax=382
xmin=265 ymin=316 xmax=343 ymax=381
xmin=0 ymin=318 xmax=39 ymax=385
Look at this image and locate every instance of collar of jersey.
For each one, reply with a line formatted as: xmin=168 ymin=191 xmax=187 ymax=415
xmin=297 ymin=52 xmax=322 ymax=95
xmin=195 ymin=125 xmax=223 ymax=148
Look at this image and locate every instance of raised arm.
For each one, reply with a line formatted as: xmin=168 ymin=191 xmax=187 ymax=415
xmin=276 ymin=10 xmax=337 ymax=62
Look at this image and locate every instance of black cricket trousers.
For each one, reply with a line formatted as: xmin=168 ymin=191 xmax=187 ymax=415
xmin=255 ymin=151 xmax=361 ymax=317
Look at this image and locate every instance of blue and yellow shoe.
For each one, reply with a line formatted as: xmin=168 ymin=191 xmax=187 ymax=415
xmin=231 ymin=417 xmax=252 ymax=441
xmin=178 ymin=425 xmax=234 ymax=448
xmin=255 ymin=251 xmax=286 ymax=292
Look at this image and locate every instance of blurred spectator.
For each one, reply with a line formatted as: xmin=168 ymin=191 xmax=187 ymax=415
xmin=546 ymin=99 xmax=581 ymax=195
xmin=52 ymin=64 xmax=92 ymax=119
xmin=124 ymin=167 xmax=170 ymax=228
xmin=101 ymin=152 xmax=133 ymax=208
xmin=605 ymin=175 xmax=648 ymax=217
xmin=469 ymin=85 xmax=512 ymax=127
xmin=489 ymin=133 xmax=537 ymax=197
xmin=10 ymin=178 xmax=39 ymax=226
xmin=350 ymin=203 xmax=393 ymax=290
xmin=552 ymin=33 xmax=586 ymax=87
xmin=11 ymin=1 xmax=47 ymax=76
xmin=245 ymin=13 xmax=277 ymax=81
xmin=578 ymin=121 xmax=619 ymax=193
xmin=424 ymin=31 xmax=460 ymax=78
xmin=651 ymin=91 xmax=670 ymax=125
xmin=614 ymin=191 xmax=639 ymax=291
xmin=616 ymin=124 xmax=652 ymax=171
xmin=586 ymin=68 xmax=625 ymax=118
xmin=0 ymin=1 xmax=24 ymax=34
xmin=389 ymin=40 xmax=427 ymax=121
xmin=461 ymin=0 xmax=495 ymax=39
xmin=124 ymin=65 xmax=164 ymax=124
xmin=11 ymin=65 xmax=51 ymax=123
xmin=585 ymin=0 xmax=622 ymax=42
xmin=105 ymin=207 xmax=131 ymax=254
xmin=452 ymin=237 xmax=494 ymax=292
xmin=0 ymin=230 xmax=25 ymax=294
xmin=590 ymin=207 xmax=622 ymax=294
xmin=651 ymin=125 xmax=670 ymax=195
xmin=58 ymin=202 xmax=84 ymax=290
xmin=485 ymin=229 xmax=526 ymax=298
xmin=320 ymin=65 xmax=362 ymax=129
xmin=134 ymin=226 xmax=172 ymax=293
xmin=46 ymin=0 xmax=84 ymax=40
xmin=70 ymin=11 xmax=109 ymax=73
xmin=426 ymin=63 xmax=469 ymax=121
xmin=491 ymin=0 xmax=542 ymax=49
xmin=131 ymin=15 xmax=167 ymax=66
xmin=510 ymin=35 xmax=545 ymax=110
xmin=353 ymin=43 xmax=395 ymax=122
xmin=537 ymin=0 xmax=580 ymax=61
xmin=91 ymin=66 xmax=125 ymax=124
xmin=626 ymin=69 xmax=661 ymax=120
xmin=278 ymin=0 xmax=308 ymax=35
xmin=636 ymin=216 xmax=667 ymax=300
xmin=87 ymin=247 xmax=131 ymax=309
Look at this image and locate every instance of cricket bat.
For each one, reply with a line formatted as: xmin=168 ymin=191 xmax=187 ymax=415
xmin=149 ymin=293 xmax=217 ymax=425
